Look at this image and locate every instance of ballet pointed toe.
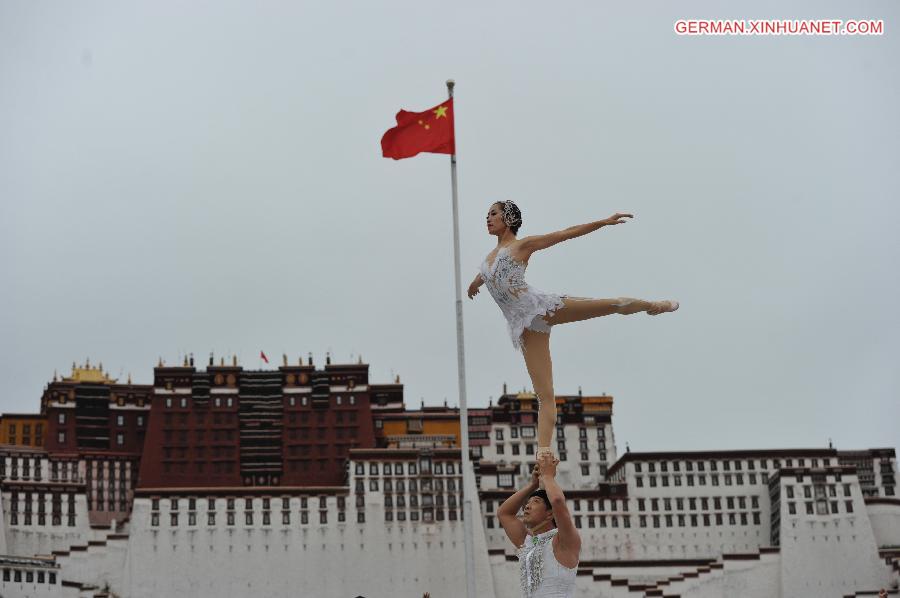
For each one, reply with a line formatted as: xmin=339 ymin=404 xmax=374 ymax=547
xmin=648 ymin=300 xmax=679 ymax=316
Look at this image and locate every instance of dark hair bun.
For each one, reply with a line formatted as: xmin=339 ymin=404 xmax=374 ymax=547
xmin=501 ymin=200 xmax=522 ymax=234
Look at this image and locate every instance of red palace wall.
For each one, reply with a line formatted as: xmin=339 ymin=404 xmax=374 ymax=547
xmin=137 ymin=361 xmax=378 ymax=489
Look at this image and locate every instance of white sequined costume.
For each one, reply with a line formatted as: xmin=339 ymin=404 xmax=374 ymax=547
xmin=517 ymin=528 xmax=577 ymax=598
xmin=479 ymin=246 xmax=569 ymax=352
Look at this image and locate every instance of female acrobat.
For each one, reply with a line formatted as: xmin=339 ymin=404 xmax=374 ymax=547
xmin=468 ymin=201 xmax=679 ymax=461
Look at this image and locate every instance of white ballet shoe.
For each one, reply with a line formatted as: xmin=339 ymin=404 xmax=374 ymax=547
xmin=647 ymin=300 xmax=679 ymax=315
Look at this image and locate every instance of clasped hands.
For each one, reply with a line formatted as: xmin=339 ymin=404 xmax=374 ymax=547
xmin=531 ymin=453 xmax=561 ymax=485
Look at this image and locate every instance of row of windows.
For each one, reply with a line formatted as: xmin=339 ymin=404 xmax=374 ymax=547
xmin=5 ymin=435 xmax=43 ymax=446
xmin=5 ymin=422 xmax=44 ymax=435
xmin=494 ymin=426 xmax=535 ymax=441
xmin=355 ymin=461 xmax=459 ymax=476
xmin=8 ymin=513 xmax=76 ymax=527
xmin=786 ymin=483 xmax=853 ymax=500
xmin=385 ymin=509 xmax=458 ymax=522
xmin=357 ymin=478 xmax=460 ymax=493
xmin=8 ymin=492 xmax=75 ymax=512
xmin=383 ymin=494 xmax=458 ymax=508
xmin=162 ymin=395 xmax=359 ymax=409
xmin=786 ymin=500 xmax=854 ymax=515
xmin=636 ymin=472 xmax=766 ymax=488
xmin=496 ymin=443 xmax=535 ymax=456
xmin=634 ymin=457 xmax=834 ymax=474
xmin=484 ymin=497 xmax=628 ymax=513
xmin=151 ymin=509 xmax=364 ymax=527
xmin=1 ymin=459 xmax=81 ymax=483
xmin=492 ymin=425 xmax=607 ymax=442
xmin=637 ymin=512 xmax=763 ymax=528
xmin=556 ymin=439 xmax=607 ymax=450
xmin=486 ymin=513 xmax=636 ymax=529
xmin=152 ymin=496 xmax=345 ymax=511
xmin=636 ymin=496 xmax=760 ymax=512
xmin=90 ymin=499 xmax=129 ymax=512
xmin=2 ymin=569 xmax=57 ymax=584
xmin=105 ymin=414 xmax=145 ymax=427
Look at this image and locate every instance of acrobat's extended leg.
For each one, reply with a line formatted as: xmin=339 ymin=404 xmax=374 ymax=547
xmin=520 ymin=328 xmax=555 ymax=466
xmin=543 ymin=296 xmax=678 ymax=325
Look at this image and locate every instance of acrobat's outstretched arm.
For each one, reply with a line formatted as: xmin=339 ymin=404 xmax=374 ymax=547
xmin=538 ymin=454 xmax=581 ymax=567
xmin=519 ymin=212 xmax=634 ymax=257
xmin=497 ymin=464 xmax=541 ymax=547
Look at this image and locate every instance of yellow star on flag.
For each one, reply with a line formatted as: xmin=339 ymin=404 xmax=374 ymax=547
xmin=433 ymin=105 xmax=448 ymax=119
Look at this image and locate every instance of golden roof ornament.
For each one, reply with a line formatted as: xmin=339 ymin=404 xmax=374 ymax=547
xmin=64 ymin=360 xmax=117 ymax=384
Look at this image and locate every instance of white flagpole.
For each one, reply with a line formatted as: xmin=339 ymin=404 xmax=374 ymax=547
xmin=446 ymin=78 xmax=477 ymax=598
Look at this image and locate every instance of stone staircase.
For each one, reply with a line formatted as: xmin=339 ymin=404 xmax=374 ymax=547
xmin=48 ymin=529 xmax=130 ymax=596
xmin=491 ymin=546 xmax=787 ymax=597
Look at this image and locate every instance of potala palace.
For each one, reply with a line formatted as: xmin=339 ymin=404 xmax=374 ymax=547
xmin=0 ymin=357 xmax=897 ymax=597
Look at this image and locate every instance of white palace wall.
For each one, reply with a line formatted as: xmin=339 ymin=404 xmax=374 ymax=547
xmin=119 ymin=459 xmax=495 ymax=598
xmin=2 ymin=445 xmax=898 ymax=597
xmin=775 ymin=471 xmax=892 ymax=598
xmin=866 ymin=501 xmax=900 ymax=548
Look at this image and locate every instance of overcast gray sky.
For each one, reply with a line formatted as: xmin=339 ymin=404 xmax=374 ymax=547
xmin=2 ymin=0 xmax=897 ymax=454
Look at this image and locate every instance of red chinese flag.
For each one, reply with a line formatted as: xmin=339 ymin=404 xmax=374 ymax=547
xmin=381 ymin=98 xmax=455 ymax=160
xmin=260 ymin=351 xmax=269 ymax=364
